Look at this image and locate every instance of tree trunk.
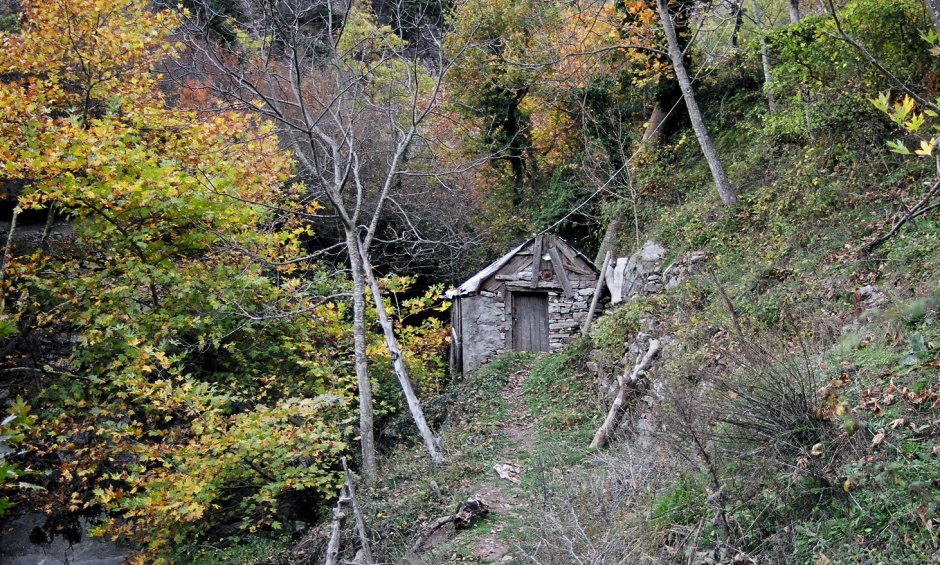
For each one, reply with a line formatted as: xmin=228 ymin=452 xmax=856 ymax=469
xmin=759 ymin=40 xmax=777 ymax=113
xmin=595 ymin=211 xmax=621 ymax=269
xmin=346 ymin=231 xmax=378 ymax=483
xmin=753 ymin=0 xmax=777 ymax=113
xmin=927 ymin=0 xmax=940 ymax=38
xmin=582 ymin=251 xmax=611 ymax=336
xmin=789 ymin=0 xmax=801 ymax=24
xmin=359 ymin=243 xmax=444 ymax=464
xmin=642 ymin=101 xmax=667 ymax=145
xmin=0 ymin=206 xmax=21 ymax=314
xmin=731 ymin=1 xmax=744 ymax=48
xmin=657 ymin=0 xmax=737 ymax=206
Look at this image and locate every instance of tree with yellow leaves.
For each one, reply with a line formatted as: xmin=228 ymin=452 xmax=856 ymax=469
xmin=1 ymin=0 xmax=358 ymax=556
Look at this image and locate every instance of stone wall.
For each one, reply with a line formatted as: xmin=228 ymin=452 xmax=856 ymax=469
xmin=460 ymin=293 xmax=509 ymax=374
xmin=459 ymin=270 xmax=602 ymax=374
xmin=546 ymin=281 xmax=598 ymax=351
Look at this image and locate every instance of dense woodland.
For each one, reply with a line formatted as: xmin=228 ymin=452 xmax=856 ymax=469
xmin=1 ymin=0 xmax=940 ymax=563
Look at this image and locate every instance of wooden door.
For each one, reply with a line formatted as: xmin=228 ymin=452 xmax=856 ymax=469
xmin=512 ymin=292 xmax=549 ymax=352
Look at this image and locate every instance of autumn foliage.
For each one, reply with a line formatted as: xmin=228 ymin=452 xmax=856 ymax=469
xmin=0 ymin=0 xmax=359 ymax=556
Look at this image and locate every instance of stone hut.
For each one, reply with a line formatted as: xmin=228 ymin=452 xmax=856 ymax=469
xmin=448 ymin=234 xmax=604 ymax=375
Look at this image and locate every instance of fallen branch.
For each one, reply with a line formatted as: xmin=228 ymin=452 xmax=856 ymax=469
xmin=323 ymin=488 xmax=350 ymax=565
xmin=409 ymin=499 xmax=488 ymax=555
xmin=324 ymin=460 xmax=374 ymax=565
xmin=342 ymin=458 xmax=373 ymax=564
xmin=862 ymin=178 xmax=940 ymax=255
xmin=591 ymin=338 xmax=662 ymax=448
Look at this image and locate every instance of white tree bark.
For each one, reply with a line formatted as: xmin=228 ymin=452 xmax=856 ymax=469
xmin=359 ymin=242 xmax=444 ymax=464
xmin=657 ymin=0 xmax=737 ymax=206
xmin=591 ymin=339 xmax=661 ymax=449
xmin=346 ymin=231 xmax=377 ymax=482
xmin=789 ymin=0 xmax=801 ymax=24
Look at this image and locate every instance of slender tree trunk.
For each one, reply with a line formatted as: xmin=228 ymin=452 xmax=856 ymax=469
xmin=731 ymin=1 xmax=744 ymax=48
xmin=582 ymin=251 xmax=611 ymax=336
xmin=0 ymin=206 xmax=21 ymax=314
xmin=591 ymin=339 xmax=662 ymax=448
xmin=346 ymin=230 xmax=377 ymax=483
xmin=594 ymin=215 xmax=622 ymax=269
xmin=642 ymin=101 xmax=666 ymax=144
xmin=789 ymin=0 xmax=801 ymax=24
xmin=359 ymin=242 xmax=444 ymax=464
xmin=657 ymin=0 xmax=737 ymax=206
xmin=753 ymin=0 xmax=777 ymax=113
xmin=760 ymin=41 xmax=777 ymax=113
xmin=929 ymin=0 xmax=940 ymax=38
xmin=39 ymin=204 xmax=55 ymax=250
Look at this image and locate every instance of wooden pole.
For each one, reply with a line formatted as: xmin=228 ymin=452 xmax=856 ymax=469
xmin=582 ymin=251 xmax=611 ymax=336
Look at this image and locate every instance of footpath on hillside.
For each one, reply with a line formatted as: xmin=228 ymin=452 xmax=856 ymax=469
xmin=413 ymin=360 xmax=536 ymax=564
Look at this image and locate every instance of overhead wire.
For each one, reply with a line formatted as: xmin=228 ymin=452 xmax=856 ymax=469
xmin=536 ymin=2 xmax=725 ymax=236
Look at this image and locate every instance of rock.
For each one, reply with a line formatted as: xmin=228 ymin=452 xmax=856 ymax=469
xmin=854 ymin=284 xmax=888 ymax=311
xmin=493 ymin=462 xmax=524 ymax=484
xmin=663 ymin=250 xmax=707 ymax=290
xmin=0 ymin=513 xmax=127 ymax=565
xmin=644 ymin=273 xmax=664 ymax=294
xmin=639 ymin=240 xmax=666 ymax=263
xmin=607 ymin=240 xmax=667 ymax=304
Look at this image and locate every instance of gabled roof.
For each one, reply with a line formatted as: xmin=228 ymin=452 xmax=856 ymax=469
xmin=447 ymin=235 xmax=597 ymax=298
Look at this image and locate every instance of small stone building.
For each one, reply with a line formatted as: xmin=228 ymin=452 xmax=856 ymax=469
xmin=448 ymin=234 xmax=604 ymax=375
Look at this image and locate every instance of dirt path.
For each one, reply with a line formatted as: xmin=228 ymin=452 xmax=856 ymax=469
xmin=411 ymin=359 xmax=541 ymax=564
xmin=466 ymin=361 xmax=537 ymax=563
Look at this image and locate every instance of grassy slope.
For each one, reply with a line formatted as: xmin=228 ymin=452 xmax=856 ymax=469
xmin=354 ymin=84 xmax=940 ymax=563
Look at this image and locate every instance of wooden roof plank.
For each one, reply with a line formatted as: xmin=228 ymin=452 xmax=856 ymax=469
xmin=548 ymin=245 xmax=574 ymax=298
xmin=529 ymin=234 xmax=542 ymax=288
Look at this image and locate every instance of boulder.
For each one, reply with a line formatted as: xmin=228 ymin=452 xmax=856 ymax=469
xmin=606 ymin=241 xmax=666 ymax=304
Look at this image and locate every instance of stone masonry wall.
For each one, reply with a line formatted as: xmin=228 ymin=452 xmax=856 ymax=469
xmin=460 ymin=292 xmax=509 ymax=374
xmin=459 ymin=264 xmax=604 ymax=374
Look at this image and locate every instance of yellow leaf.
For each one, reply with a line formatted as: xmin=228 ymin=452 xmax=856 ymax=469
xmin=914 ymin=139 xmax=934 ymax=156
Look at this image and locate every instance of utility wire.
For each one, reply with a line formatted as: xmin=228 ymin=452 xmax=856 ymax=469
xmin=537 ymin=5 xmax=721 ymax=236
